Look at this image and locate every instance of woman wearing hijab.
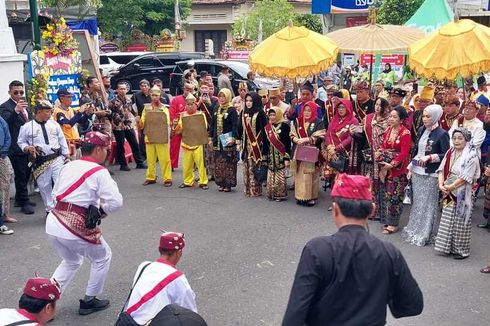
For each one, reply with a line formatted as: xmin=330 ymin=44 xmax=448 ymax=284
xmin=265 ymin=107 xmax=291 ymax=201
xmin=237 ymin=92 xmax=269 ymax=197
xmin=402 ymin=104 xmax=450 ymax=246
xmin=361 ymin=97 xmax=390 ymax=220
xmin=379 ymin=63 xmax=397 ymax=88
xmin=376 ymin=106 xmax=411 ymax=234
xmin=323 ymin=99 xmax=360 ymax=180
xmin=290 ymin=101 xmax=325 ymax=206
xmin=435 ymin=128 xmax=480 ymax=259
xmin=209 ymin=88 xmax=239 ymax=192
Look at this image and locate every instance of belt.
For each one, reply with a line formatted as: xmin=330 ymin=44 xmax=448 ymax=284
xmin=55 ymin=201 xmax=87 ymax=215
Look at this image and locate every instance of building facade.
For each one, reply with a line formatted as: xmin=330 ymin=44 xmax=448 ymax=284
xmin=181 ymin=0 xmax=312 ymax=54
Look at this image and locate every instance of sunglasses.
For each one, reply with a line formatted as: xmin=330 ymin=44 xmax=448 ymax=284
xmin=261 ymin=96 xmax=268 ymax=99
xmin=13 ymin=90 xmax=24 ymax=95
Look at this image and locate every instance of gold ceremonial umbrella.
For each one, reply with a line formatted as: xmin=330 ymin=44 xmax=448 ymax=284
xmin=326 ymin=17 xmax=424 ymax=88
xmin=326 ymin=23 xmax=425 ymax=54
xmin=409 ymin=19 xmax=490 ymax=80
xmin=249 ymin=25 xmax=339 ymax=78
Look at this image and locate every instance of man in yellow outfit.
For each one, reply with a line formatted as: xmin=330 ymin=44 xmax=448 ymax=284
xmin=172 ymin=94 xmax=209 ymax=190
xmin=137 ymin=86 xmax=173 ymax=186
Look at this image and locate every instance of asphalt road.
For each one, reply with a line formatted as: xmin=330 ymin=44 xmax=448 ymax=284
xmin=1 ymin=163 xmax=489 ymax=326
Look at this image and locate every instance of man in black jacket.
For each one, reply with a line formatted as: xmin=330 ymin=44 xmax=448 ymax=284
xmin=0 ymin=80 xmax=35 ymax=214
xmin=283 ymin=174 xmax=423 ymax=326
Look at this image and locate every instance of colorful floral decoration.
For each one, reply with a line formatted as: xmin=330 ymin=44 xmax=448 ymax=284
xmin=29 ymin=16 xmax=80 ymax=106
xmin=41 ymin=17 xmax=78 ymax=57
xmin=27 ymin=72 xmax=50 ymax=106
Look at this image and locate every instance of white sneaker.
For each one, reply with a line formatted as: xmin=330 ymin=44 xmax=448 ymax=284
xmin=0 ymin=225 xmax=14 ymax=235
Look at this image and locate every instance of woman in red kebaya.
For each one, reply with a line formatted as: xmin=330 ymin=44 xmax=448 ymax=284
xmin=376 ymin=106 xmax=411 ymax=234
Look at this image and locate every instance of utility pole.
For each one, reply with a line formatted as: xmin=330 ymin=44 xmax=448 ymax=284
xmin=29 ymin=0 xmax=40 ymax=49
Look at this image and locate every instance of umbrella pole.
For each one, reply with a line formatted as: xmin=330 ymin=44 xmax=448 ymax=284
xmin=369 ymin=54 xmax=373 ymax=91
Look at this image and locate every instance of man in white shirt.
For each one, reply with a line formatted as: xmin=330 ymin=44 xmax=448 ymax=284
xmin=45 ymin=131 xmax=123 ymax=316
xmin=17 ymin=101 xmax=70 ymax=214
xmin=123 ymin=232 xmax=196 ymax=325
xmin=269 ymin=88 xmax=289 ymax=120
xmin=448 ymin=100 xmax=486 ymax=154
xmin=0 ymin=277 xmax=61 ymax=326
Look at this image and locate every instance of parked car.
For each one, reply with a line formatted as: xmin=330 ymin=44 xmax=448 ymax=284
xmin=169 ymin=59 xmax=280 ymax=96
xmin=110 ymin=52 xmax=206 ymax=93
xmin=99 ymin=52 xmax=150 ymax=77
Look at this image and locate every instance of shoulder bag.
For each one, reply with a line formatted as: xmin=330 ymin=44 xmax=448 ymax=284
xmin=114 ymin=262 xmax=152 ymax=326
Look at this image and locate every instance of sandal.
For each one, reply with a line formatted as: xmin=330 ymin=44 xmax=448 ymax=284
xmin=223 ymin=188 xmax=231 ymax=192
xmin=480 ymin=266 xmax=490 ymax=274
xmin=218 ymin=187 xmax=224 ymax=192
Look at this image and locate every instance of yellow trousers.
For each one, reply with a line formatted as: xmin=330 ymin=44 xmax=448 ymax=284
xmin=146 ymin=143 xmax=172 ymax=182
xmin=182 ymin=146 xmax=208 ymax=186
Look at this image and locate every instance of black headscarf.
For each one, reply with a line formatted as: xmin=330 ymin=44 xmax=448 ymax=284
xmin=383 ymin=63 xmax=392 ymax=74
xmin=244 ymin=92 xmax=262 ymax=115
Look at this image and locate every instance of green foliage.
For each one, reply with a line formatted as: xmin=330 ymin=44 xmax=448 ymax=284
xmin=41 ymin=0 xmax=101 ymax=18
xmin=97 ymin=0 xmax=191 ymax=39
xmin=233 ymin=0 xmax=294 ymax=40
xmin=375 ymin=0 xmax=424 ymax=25
xmin=233 ymin=0 xmax=324 ymax=41
xmin=294 ymin=14 xmax=323 ymax=34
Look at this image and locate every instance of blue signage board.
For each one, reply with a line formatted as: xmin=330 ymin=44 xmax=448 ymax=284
xmin=331 ymin=0 xmax=374 ymax=13
xmin=46 ymin=74 xmax=81 ymax=108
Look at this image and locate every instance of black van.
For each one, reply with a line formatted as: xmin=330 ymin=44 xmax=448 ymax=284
xmin=110 ymin=52 xmax=205 ymax=93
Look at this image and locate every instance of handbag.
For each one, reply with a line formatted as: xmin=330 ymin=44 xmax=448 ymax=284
xmin=115 ymin=262 xmax=152 ymax=326
xmin=296 ymin=145 xmax=319 ymax=163
xmin=328 ymin=154 xmax=348 ymax=173
xmin=403 ymin=182 xmax=412 ymax=205
xmin=252 ymin=164 xmax=268 ymax=183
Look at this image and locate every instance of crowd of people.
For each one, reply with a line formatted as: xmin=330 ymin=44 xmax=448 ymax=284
xmin=1 ymin=61 xmax=490 ymax=324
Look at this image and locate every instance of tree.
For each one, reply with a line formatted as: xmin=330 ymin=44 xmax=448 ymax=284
xmin=233 ymin=0 xmax=323 ymax=41
xmin=97 ymin=0 xmax=145 ymax=38
xmin=375 ymin=0 xmax=424 ymax=25
xmin=97 ymin=0 xmax=191 ymax=39
xmin=41 ymin=0 xmax=101 ymax=18
xmin=233 ymin=0 xmax=294 ymax=41
xmin=294 ymin=14 xmax=323 ymax=34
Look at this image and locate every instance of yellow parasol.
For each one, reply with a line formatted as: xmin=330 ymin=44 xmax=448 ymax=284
xmin=326 ymin=23 xmax=425 ymax=54
xmin=249 ymin=25 xmax=338 ymax=78
xmin=408 ymin=19 xmax=490 ymax=80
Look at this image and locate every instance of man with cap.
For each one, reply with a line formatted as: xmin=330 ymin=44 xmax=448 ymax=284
xmin=411 ymin=85 xmax=435 ymax=140
xmin=448 ymin=100 xmax=486 ymax=153
xmin=53 ymin=89 xmax=89 ymax=160
xmin=286 ymin=81 xmax=323 ymax=121
xmin=233 ymin=82 xmax=248 ymax=113
xmin=472 ymin=75 xmax=489 ymax=100
xmin=352 ymin=80 xmax=374 ymax=121
xmin=45 ymin=131 xmax=123 ymax=315
xmin=0 ymin=277 xmax=61 ymax=325
xmin=122 ymin=232 xmax=197 ymax=325
xmin=389 ymin=87 xmax=414 ymax=132
xmin=18 ymin=101 xmax=70 ymax=214
xmin=269 ymin=88 xmax=288 ymax=119
xmin=169 ymin=82 xmax=194 ymax=170
xmin=440 ymin=95 xmax=463 ymax=131
xmin=322 ymin=84 xmax=338 ymax=127
xmin=172 ymin=94 xmax=209 ymax=190
xmin=389 ymin=87 xmax=407 ymax=108
xmin=283 ymin=174 xmax=423 ymax=326
xmin=137 ymin=86 xmax=173 ymax=186
xmin=258 ymin=89 xmax=271 ymax=112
